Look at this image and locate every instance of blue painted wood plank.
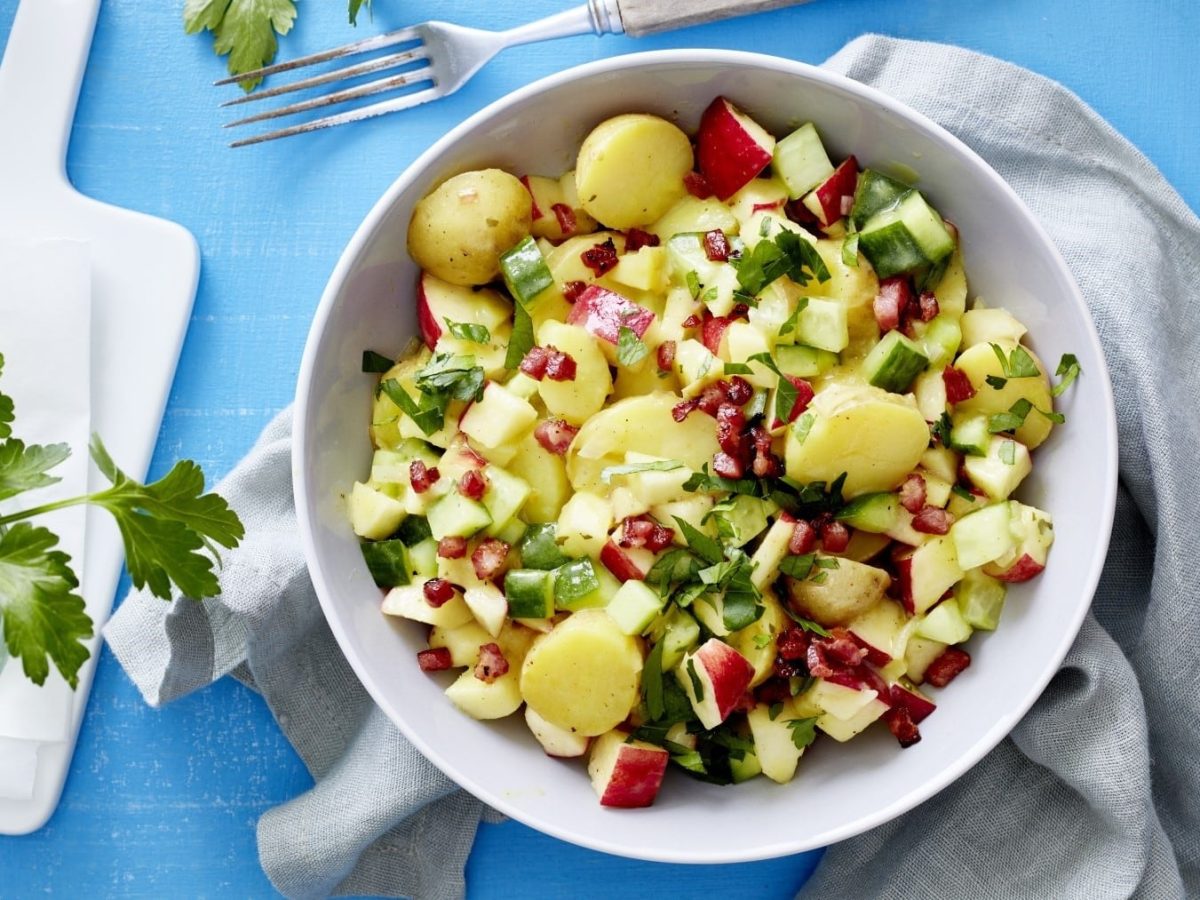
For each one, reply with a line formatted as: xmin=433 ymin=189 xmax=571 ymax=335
xmin=0 ymin=0 xmax=1195 ymax=895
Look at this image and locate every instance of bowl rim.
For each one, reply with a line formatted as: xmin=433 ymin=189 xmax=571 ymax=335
xmin=294 ymin=47 xmax=1118 ymax=863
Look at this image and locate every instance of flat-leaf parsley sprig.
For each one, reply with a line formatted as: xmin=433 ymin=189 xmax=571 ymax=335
xmin=0 ymin=353 xmax=244 ymax=688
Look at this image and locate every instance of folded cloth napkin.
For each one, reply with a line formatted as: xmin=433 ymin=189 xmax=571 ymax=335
xmin=104 ymin=34 xmax=1199 ymax=900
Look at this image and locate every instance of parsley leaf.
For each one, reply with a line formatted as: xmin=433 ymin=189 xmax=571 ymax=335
xmin=783 ymin=609 xmax=831 ymax=636
xmin=0 ymin=440 xmax=70 ymax=502
xmin=753 ymin=633 xmax=772 ymax=649
xmin=931 ymin=412 xmax=952 ymax=446
xmin=951 ymin=484 xmax=977 ymax=503
xmin=732 ymin=231 xmax=830 ymax=296
xmin=792 ymin=412 xmax=816 ymax=445
xmin=988 ymin=399 xmax=1062 ymax=433
xmin=601 ymin=459 xmax=684 ymax=484
xmin=0 ymin=354 xmax=13 ymax=439
xmin=361 ymin=350 xmax=394 ymax=374
xmin=672 ymin=517 xmax=724 ymax=565
xmin=985 ymin=374 xmax=1008 ymax=390
xmin=645 ymin=548 xmax=702 ymax=593
xmin=505 ymin=301 xmax=535 ymax=370
xmin=686 ymin=657 xmax=705 ymax=701
xmin=786 ymin=716 xmax=819 ymax=751
xmin=1052 ymin=353 xmax=1082 ymax=397
xmin=446 ymin=321 xmax=491 ymax=345
xmin=642 ymin=640 xmax=666 ymax=721
xmin=778 ymin=298 xmax=809 ymax=337
xmin=348 ymin=0 xmax=371 ymax=25
xmin=0 ymin=523 xmax=93 ymax=687
xmin=186 ymin=0 xmax=298 ymax=92
xmin=779 ymin=552 xmax=816 ymax=580
xmin=841 ymin=232 xmax=860 ymax=267
xmin=682 ymin=464 xmax=761 ymax=497
xmin=989 ymin=343 xmax=1039 ymax=379
xmin=380 ymin=379 xmax=446 ymax=436
xmin=617 ymin=326 xmax=650 ymax=367
xmin=87 ymin=436 xmax=245 ymax=600
xmin=414 ymin=354 xmax=485 ymax=403
xmin=686 ymin=270 xmax=702 ymax=300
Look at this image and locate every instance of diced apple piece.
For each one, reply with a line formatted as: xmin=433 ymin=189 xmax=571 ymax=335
xmin=459 ymin=382 xmax=538 ymax=450
xmin=556 ymin=491 xmax=613 ymax=559
xmin=916 ymin=599 xmax=973 ymax=645
xmin=731 ymin=588 xmax=786 ymax=687
xmin=520 ymin=609 xmax=643 ymax=736
xmin=567 ymin=285 xmax=655 ymax=346
xmin=817 ymin=697 xmax=889 ymax=742
xmin=905 ymin=636 xmax=949 ymax=684
xmin=796 ymin=298 xmax=849 ymax=354
xmin=525 ymin=705 xmax=590 ymax=758
xmin=536 ymin=320 xmax=613 ymax=426
xmin=649 ymin=195 xmax=739 ymax=242
xmin=672 ymin=338 xmax=726 ymax=398
xmin=696 ymin=97 xmax=776 ymax=201
xmin=723 ymin=322 xmax=775 ymax=389
xmin=382 ymin=583 xmax=474 ymax=628
xmin=963 ymin=436 xmax=1032 ymax=500
xmin=613 ymin=452 xmax=692 ymax=508
xmin=801 ymin=156 xmax=859 ymax=226
xmin=444 ymin=667 xmax=523 ymax=720
xmin=983 ymin=501 xmax=1053 ymax=581
xmin=749 ymin=516 xmax=795 ymax=590
xmin=675 ymin=638 xmax=756 ymax=730
xmin=463 ymin=583 xmax=508 ymax=637
xmin=349 ymin=481 xmax=406 ymax=540
xmin=576 ymin=114 xmax=693 ymax=229
xmin=587 ymin=730 xmax=669 ymax=808
xmin=557 ymin=170 xmax=599 ymax=236
xmin=747 ymin=704 xmax=804 ymax=784
xmin=429 ymin=621 xmax=492 ymax=667
xmin=809 ymin=679 xmax=880 ymax=721
xmin=951 ymin=502 xmax=1015 ymax=570
xmin=611 ymin=246 xmax=669 ymax=293
xmin=599 ymin=540 xmax=649 ymax=583
xmin=652 ymin=495 xmax=717 ymax=547
xmin=895 ymin=535 xmax=964 ymax=615
xmin=953 ymin=341 xmax=1056 ymax=449
xmin=416 ymin=272 xmax=513 ymax=349
xmin=847 ymin=599 xmax=914 ymax=663
xmin=783 ymin=556 xmax=890 ymax=627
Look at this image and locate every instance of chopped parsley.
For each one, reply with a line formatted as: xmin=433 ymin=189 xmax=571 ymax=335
xmin=360 ymin=350 xmax=393 ymax=373
xmin=445 ymin=320 xmax=491 ymax=344
xmin=642 ymin=640 xmax=666 ymax=721
xmin=1052 ymin=353 xmax=1082 ymax=397
xmin=792 ymin=412 xmax=816 ymax=445
xmin=504 ymin=301 xmax=535 ymax=370
xmin=753 ymin=633 xmax=773 ymax=649
xmin=778 ymin=298 xmax=809 ymax=337
xmin=414 ymin=353 xmax=485 ymax=402
xmin=686 ymin=270 xmax=702 ymax=300
xmin=600 ymin=459 xmax=684 ymax=484
xmin=779 ymin=552 xmax=816 ymax=580
xmin=731 ymin=231 xmax=830 ymax=297
xmin=988 ymin=398 xmax=1065 ymax=434
xmin=786 ymin=716 xmax=819 ymax=751
xmin=989 ymin=343 xmax=1040 ymax=380
xmin=686 ymin=657 xmax=705 ymax=702
xmin=379 ymin=379 xmax=446 ymax=436
xmin=616 ymin=326 xmax=650 ymax=367
xmin=931 ymin=411 xmax=953 ymax=446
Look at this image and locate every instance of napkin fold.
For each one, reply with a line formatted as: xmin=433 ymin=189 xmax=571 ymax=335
xmin=104 ymin=35 xmax=1199 ymax=899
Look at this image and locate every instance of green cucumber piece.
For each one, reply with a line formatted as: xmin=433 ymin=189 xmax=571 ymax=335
xmin=518 ymin=523 xmax=569 ymax=570
xmin=950 ymin=413 xmax=991 ymax=457
xmin=360 ymin=540 xmax=410 ymax=588
xmin=916 ymin=599 xmax=973 ymax=645
xmin=427 ymin=492 xmax=492 ymax=540
xmin=858 ymin=191 xmax=955 ymax=279
xmin=370 ymin=444 xmax=436 ymax=486
xmin=954 ymin=568 xmax=1007 ymax=630
xmin=772 ymin=123 xmax=834 ymax=199
xmin=504 ymin=568 xmax=556 ymax=619
xmin=554 ymin=558 xmax=605 ymax=610
xmin=656 ymin=607 xmax=701 ymax=670
xmin=407 ymin=538 xmax=439 ymax=580
xmin=850 ymin=169 xmax=912 ymax=229
xmin=711 ymin=495 xmax=773 ymax=547
xmin=774 ymin=343 xmax=839 ymax=379
xmin=918 ymin=315 xmax=962 ymax=368
xmin=666 ymin=232 xmax=724 ymax=287
xmin=796 ymin=298 xmax=849 ymax=354
xmin=482 ymin=465 xmax=532 ymax=536
xmin=729 ymin=748 xmax=762 ymax=783
xmin=500 ymin=236 xmax=555 ymax=306
xmin=835 ymin=492 xmax=900 ymax=533
xmin=863 ymin=330 xmax=929 ymax=393
xmin=395 ymin=515 xmax=433 ymax=547
xmin=606 ymin=580 xmax=666 ymax=636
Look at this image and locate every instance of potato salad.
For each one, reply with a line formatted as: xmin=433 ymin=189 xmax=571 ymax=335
xmin=349 ymin=97 xmax=1078 ymax=808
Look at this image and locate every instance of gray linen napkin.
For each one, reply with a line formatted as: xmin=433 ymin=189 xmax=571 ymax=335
xmin=104 ymin=34 xmax=1199 ymax=900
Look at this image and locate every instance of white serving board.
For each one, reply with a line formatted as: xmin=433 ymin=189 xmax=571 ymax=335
xmin=0 ymin=0 xmax=199 ymax=834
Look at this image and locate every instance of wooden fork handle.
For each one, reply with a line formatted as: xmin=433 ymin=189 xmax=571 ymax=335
xmin=615 ymin=0 xmax=812 ymax=36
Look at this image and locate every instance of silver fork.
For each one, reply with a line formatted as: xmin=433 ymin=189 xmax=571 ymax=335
xmin=218 ymin=0 xmax=810 ymax=147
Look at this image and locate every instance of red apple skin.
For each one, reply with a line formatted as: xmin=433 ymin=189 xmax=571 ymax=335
xmin=416 ymin=274 xmax=442 ymax=349
xmin=890 ymin=684 xmax=937 ymax=724
xmin=567 ymin=286 xmax=654 ymax=345
xmin=696 ymin=639 xmax=755 ymax=721
xmin=696 ymin=97 xmax=775 ymax=201
xmin=598 ymin=744 xmax=669 ymax=808
xmin=894 ymin=555 xmax=916 ymax=615
xmin=813 ymin=156 xmax=859 ymax=224
xmin=990 ymin=553 xmax=1045 ymax=583
xmin=600 ymin=541 xmax=646 ymax=583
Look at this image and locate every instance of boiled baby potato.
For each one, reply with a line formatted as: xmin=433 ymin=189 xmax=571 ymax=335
xmin=520 ymin=609 xmax=643 ymax=737
xmin=407 ymin=169 xmax=532 ymax=286
xmin=954 ymin=340 xmax=1055 ymax=449
xmin=784 ymin=383 xmax=929 ymax=497
xmin=536 ymin=320 xmax=612 ymax=426
xmin=784 ymin=556 xmax=890 ymax=627
xmin=575 ymin=114 xmax=693 ymax=230
xmin=731 ymin=587 xmax=787 ymax=688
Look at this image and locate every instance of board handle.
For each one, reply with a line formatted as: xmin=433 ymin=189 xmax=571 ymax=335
xmin=0 ymin=0 xmax=100 ymax=185
xmin=616 ymin=0 xmax=811 ymax=36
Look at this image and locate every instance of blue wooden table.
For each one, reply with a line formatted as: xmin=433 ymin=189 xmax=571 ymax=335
xmin=2 ymin=0 xmax=1196 ymax=895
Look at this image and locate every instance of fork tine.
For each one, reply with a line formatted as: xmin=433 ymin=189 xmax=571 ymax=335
xmin=229 ymin=87 xmax=443 ymax=148
xmin=223 ymin=64 xmax=434 ymax=129
xmin=212 ymin=26 xmax=422 ymax=87
xmin=219 ymin=46 xmax=431 ymax=109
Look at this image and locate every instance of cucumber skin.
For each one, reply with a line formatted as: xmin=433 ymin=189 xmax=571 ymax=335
xmin=553 ymin=558 xmax=601 ymax=607
xmin=835 ymin=492 xmax=900 ymax=533
xmin=863 ymin=331 xmax=929 ymax=393
xmin=500 ymin=236 xmax=555 ymax=306
xmin=360 ymin=540 xmax=411 ymax=588
xmin=504 ymin=569 xmax=556 ymax=619
xmin=518 ymin=523 xmax=569 ymax=570
xmin=850 ymin=170 xmax=912 ymax=229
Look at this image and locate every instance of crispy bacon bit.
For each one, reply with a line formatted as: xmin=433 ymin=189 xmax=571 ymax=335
xmin=684 ymin=171 xmax=712 ymax=199
xmin=873 ymin=276 xmax=913 ymax=333
xmin=697 ymin=382 xmax=729 ymax=416
xmin=459 ymin=469 xmax=488 ymax=501
xmin=755 ymin=677 xmax=794 ymax=705
xmin=545 ymin=349 xmax=577 ymax=381
xmin=471 ymin=539 xmax=509 ymax=581
xmin=671 ymin=399 xmax=698 ymax=422
xmin=437 ymin=536 xmax=467 ymax=559
xmin=551 ymin=203 xmax=577 ymax=237
xmin=725 ymin=376 xmax=753 ymax=406
xmin=823 ymin=628 xmax=868 ymax=667
xmin=474 ymin=643 xmax=509 ymax=683
xmin=789 ymin=519 xmax=817 ymax=555
xmin=924 ymin=647 xmax=971 ymax=687
xmin=519 ymin=345 xmax=550 ymax=380
xmin=774 ymin=656 xmax=806 ymax=679
xmin=715 ymin=403 xmax=748 ymax=457
xmin=785 ymin=199 xmax=820 ymax=225
xmin=912 ymin=506 xmax=953 ymax=535
xmin=712 ymin=452 xmax=744 ymax=479
xmin=657 ymin=340 xmax=677 ymax=372
xmin=918 ymin=291 xmax=940 ymax=322
xmin=646 ymin=525 xmax=675 ymax=552
xmin=700 ymin=316 xmax=732 ymax=355
xmin=561 ymin=280 xmax=588 ymax=304
xmin=681 ymin=313 xmax=702 ymax=329
xmin=624 ymin=228 xmax=660 ymax=252
xmin=751 ymin=426 xmax=774 ymax=457
xmin=782 ymin=375 xmax=815 ymax=423
xmin=942 ymin=366 xmax=976 ymax=403
xmin=776 ymin=626 xmax=810 ymax=661
xmin=423 ymin=578 xmax=455 ymax=607
xmin=805 ymin=641 xmax=834 ymax=678
xmin=820 ymin=520 xmax=851 ymax=553
xmin=417 ymin=647 xmax=454 ymax=672
xmin=519 ymin=175 xmax=541 ymax=219
xmin=731 ymin=302 xmax=750 ymax=319
xmin=703 ymin=229 xmax=731 ymax=262
xmin=581 ymin=238 xmax=619 ymax=276
xmin=899 ymin=473 xmax=927 ymax=514
xmin=409 ymin=460 xmax=440 ymax=494
xmin=534 ymin=419 xmax=578 ymax=455
xmin=883 ymin=707 xmax=922 ymax=748
xmin=752 ymin=450 xmax=783 ymax=478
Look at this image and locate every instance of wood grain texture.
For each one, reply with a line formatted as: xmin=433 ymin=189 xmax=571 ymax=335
xmin=0 ymin=0 xmax=1196 ymax=895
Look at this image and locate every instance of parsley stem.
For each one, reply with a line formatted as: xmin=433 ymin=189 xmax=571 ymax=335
xmin=0 ymin=493 xmax=90 ymax=526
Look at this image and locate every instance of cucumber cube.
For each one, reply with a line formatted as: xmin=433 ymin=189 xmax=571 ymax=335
xmin=553 ymin=558 xmax=603 ymax=609
xmin=482 ymin=465 xmax=532 ymax=536
xmin=395 ymin=515 xmax=433 ymax=547
xmin=729 ymin=748 xmax=762 ymax=784
xmin=858 ymin=191 xmax=956 ymax=279
xmin=955 ymin=568 xmax=1007 ymax=630
xmin=836 ymin=492 xmax=900 ymax=534
xmin=359 ymin=539 xmax=410 ymax=587
xmin=606 ymin=580 xmax=666 ymax=635
xmin=655 ymin=607 xmax=701 ymax=669
xmin=916 ymin=599 xmax=973 ymax=645
xmin=863 ymin=330 xmax=929 ymax=393
xmin=796 ymin=298 xmax=849 ymax=353
xmin=850 ymin=169 xmax=913 ymax=229
xmin=499 ymin=235 xmax=555 ymax=306
xmin=504 ymin=568 xmax=556 ymax=619
xmin=775 ymin=343 xmax=838 ymax=379
xmin=918 ymin=315 xmax=963 ymax=368
xmin=406 ymin=538 xmax=439 ymax=580
xmin=427 ymin=491 xmax=492 ymax=540
xmin=949 ymin=413 xmax=991 ymax=457
xmin=773 ymin=123 xmax=834 ymax=199
xmin=518 ymin=523 xmax=569 ymax=570
xmin=951 ymin=502 xmax=1016 ymax=570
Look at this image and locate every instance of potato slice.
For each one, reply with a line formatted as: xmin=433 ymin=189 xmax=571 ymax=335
xmin=520 ymin=610 xmax=643 ymax=737
xmin=576 ymin=114 xmax=693 ymax=229
xmin=505 ymin=430 xmax=572 ymax=523
xmin=784 ymin=383 xmax=929 ymax=497
xmin=783 ymin=556 xmax=890 ymax=627
xmin=953 ymin=340 xmax=1055 ymax=449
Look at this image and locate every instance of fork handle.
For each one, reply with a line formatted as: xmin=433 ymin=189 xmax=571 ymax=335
xmin=615 ymin=0 xmax=812 ymax=37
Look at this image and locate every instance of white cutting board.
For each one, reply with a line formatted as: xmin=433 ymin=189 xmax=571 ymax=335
xmin=0 ymin=0 xmax=199 ymax=834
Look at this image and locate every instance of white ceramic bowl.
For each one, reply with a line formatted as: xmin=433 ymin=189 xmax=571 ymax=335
xmin=295 ymin=50 xmax=1117 ymax=863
